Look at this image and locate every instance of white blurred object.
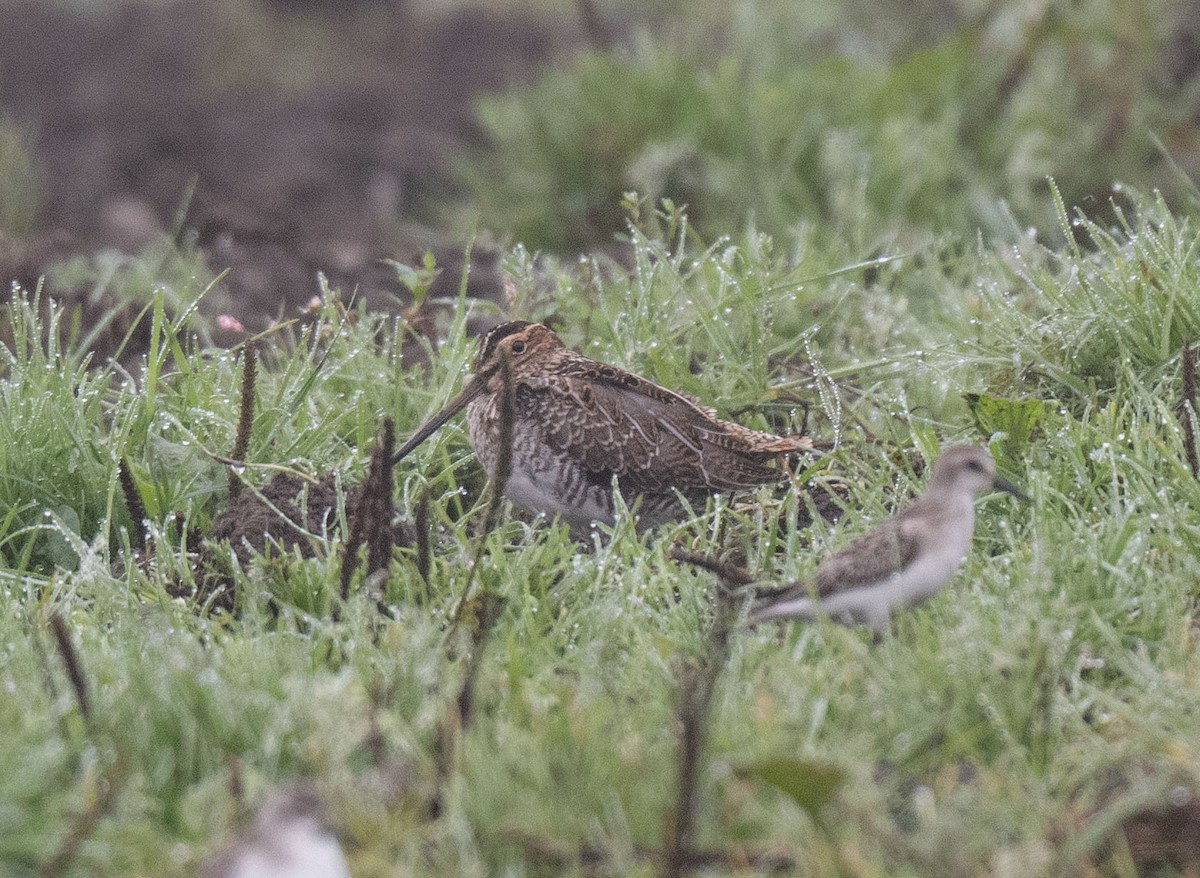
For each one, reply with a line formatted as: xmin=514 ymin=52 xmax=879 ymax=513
xmin=200 ymin=784 xmax=349 ymax=878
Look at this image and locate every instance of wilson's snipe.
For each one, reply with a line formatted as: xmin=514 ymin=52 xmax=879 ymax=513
xmin=392 ymin=321 xmax=811 ymax=531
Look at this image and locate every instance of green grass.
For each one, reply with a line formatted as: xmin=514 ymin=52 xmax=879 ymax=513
xmin=6 ymin=186 xmax=1200 ymax=877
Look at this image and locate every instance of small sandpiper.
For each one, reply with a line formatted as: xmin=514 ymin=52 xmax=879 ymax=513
xmin=393 ymin=321 xmax=810 ymax=532
xmin=748 ymin=445 xmax=1026 ymax=633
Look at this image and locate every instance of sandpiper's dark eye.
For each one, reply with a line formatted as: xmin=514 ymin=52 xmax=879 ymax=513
xmin=965 ymin=460 xmax=983 ymax=471
xmin=511 ymin=340 xmax=526 ymax=354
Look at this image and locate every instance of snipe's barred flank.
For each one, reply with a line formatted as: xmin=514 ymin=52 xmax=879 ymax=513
xmin=393 ymin=321 xmax=811 ymax=531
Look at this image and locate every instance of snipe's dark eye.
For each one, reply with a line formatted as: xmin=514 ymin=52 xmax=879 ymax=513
xmin=510 ymin=340 xmax=526 ymax=354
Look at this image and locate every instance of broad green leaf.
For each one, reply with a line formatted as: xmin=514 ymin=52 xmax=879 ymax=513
xmin=736 ymin=757 xmax=846 ymax=815
xmin=964 ymin=392 xmax=1053 ymax=471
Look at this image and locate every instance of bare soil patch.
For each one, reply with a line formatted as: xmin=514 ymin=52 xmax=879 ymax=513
xmin=0 ymin=0 xmax=585 ymax=356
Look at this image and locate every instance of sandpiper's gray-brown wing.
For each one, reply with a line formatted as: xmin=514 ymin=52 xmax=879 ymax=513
xmin=518 ymin=365 xmax=804 ymax=494
xmin=811 ymin=514 xmax=925 ymax=597
xmin=756 ymin=511 xmax=926 ymax=606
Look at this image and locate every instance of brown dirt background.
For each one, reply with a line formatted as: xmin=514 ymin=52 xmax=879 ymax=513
xmin=0 ymin=0 xmax=597 ymax=350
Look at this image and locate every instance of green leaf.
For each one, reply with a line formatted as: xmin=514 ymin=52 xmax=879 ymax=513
xmin=964 ymin=392 xmax=1048 ymax=444
xmin=385 ymin=255 xmax=442 ymax=307
xmin=735 ymin=757 xmax=846 ymax=815
xmin=44 ymin=505 xmax=83 ymax=571
xmin=963 ymin=392 xmax=1053 ymax=471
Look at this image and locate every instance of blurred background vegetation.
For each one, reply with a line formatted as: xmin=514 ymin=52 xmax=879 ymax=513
xmin=1 ymin=0 xmax=1199 ymax=343
xmin=461 ymin=0 xmax=1200 ymax=251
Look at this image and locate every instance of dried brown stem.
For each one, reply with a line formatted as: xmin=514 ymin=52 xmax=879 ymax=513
xmin=365 ymin=676 xmax=393 ymax=769
xmin=340 ymin=418 xmax=397 ymax=604
xmin=663 ymin=572 xmax=743 ymax=878
xmin=48 ymin=613 xmax=90 ymax=723
xmin=227 ymin=756 xmax=246 ymax=821
xmin=668 ymin=548 xmax=756 ymax=587
xmin=430 ymin=590 xmax=507 ymax=820
xmin=117 ymin=457 xmax=151 ymax=559
xmin=228 ymin=341 xmax=257 ymax=501
xmin=500 ymin=829 xmax=798 ymax=873
xmin=451 ymin=346 xmax=514 ymax=618
xmin=1182 ymin=342 xmax=1198 ymax=479
xmin=414 ymin=490 xmax=431 ymax=584
xmin=341 ymin=504 xmax=368 ymax=606
xmin=455 ymin=592 xmax=506 ymax=733
xmin=366 ymin=419 xmax=397 ymax=578
xmin=39 ymin=615 xmax=124 ymax=878
xmin=433 ymin=350 xmax=514 ymax=814
xmin=479 ymin=347 xmax=515 ymax=539
xmin=38 ymin=753 xmax=127 ymax=878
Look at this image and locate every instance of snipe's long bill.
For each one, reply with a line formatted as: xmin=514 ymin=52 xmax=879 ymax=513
xmin=391 ymin=370 xmax=493 ymax=466
xmin=393 ymin=321 xmax=811 ymax=531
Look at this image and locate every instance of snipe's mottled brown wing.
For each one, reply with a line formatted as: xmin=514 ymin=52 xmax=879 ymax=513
xmin=518 ymin=364 xmax=802 ymax=494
